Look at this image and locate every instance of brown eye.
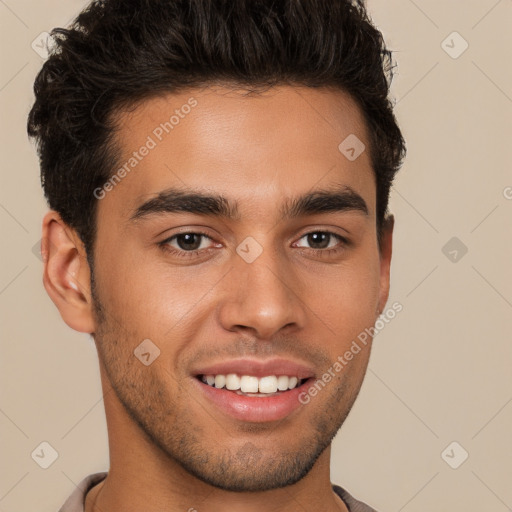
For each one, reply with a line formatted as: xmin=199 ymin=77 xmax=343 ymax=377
xmin=296 ymin=231 xmax=343 ymax=250
xmin=306 ymin=232 xmax=330 ymax=249
xmin=163 ymin=232 xmax=213 ymax=252
xmin=175 ymin=233 xmax=203 ymax=250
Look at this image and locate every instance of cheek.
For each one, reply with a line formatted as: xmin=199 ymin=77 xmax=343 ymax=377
xmin=94 ymin=247 xmax=226 ymax=337
xmin=94 ymin=230 xmax=380 ymax=348
xmin=305 ymin=255 xmax=380 ymax=344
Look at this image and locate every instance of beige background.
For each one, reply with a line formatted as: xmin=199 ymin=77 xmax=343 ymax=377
xmin=1 ymin=0 xmax=511 ymax=510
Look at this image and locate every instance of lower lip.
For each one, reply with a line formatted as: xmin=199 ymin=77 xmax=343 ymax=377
xmin=193 ymin=378 xmax=312 ymax=423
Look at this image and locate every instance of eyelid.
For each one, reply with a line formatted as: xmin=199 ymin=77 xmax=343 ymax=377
xmin=293 ymin=230 xmax=349 ymax=249
xmin=158 ymin=228 xmax=350 ymax=261
xmin=160 ymin=230 xmax=219 ymax=250
xmin=293 ymin=224 xmax=350 ymax=242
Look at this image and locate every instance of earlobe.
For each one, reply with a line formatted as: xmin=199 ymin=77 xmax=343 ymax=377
xmin=377 ymin=214 xmax=394 ymax=314
xmin=41 ymin=211 xmax=96 ymax=333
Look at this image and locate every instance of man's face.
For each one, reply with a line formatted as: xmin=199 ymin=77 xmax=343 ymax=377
xmin=90 ymin=85 xmax=391 ymax=491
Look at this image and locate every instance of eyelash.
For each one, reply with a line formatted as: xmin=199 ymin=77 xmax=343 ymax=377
xmin=159 ymin=230 xmax=216 ymax=260
xmin=159 ymin=230 xmax=349 ymax=260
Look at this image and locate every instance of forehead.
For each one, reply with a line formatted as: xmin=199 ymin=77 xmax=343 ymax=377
xmin=101 ymin=84 xmax=375 ymax=220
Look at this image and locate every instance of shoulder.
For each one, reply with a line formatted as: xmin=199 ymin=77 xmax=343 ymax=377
xmin=332 ymin=484 xmax=380 ymax=512
xmin=58 ymin=472 xmax=108 ymax=512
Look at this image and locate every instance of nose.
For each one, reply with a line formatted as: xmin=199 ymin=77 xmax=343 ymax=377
xmin=217 ymin=245 xmax=307 ymax=339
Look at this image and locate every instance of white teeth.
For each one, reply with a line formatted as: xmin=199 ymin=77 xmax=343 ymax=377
xmin=277 ymin=375 xmax=289 ymax=391
xmin=240 ymin=375 xmax=259 ymax=393
xmin=288 ymin=376 xmax=298 ymax=389
xmin=225 ymin=373 xmax=241 ymax=390
xmin=214 ymin=374 xmax=226 ymax=389
xmin=259 ymin=376 xmax=278 ymax=394
xmin=202 ymin=374 xmax=304 ymax=393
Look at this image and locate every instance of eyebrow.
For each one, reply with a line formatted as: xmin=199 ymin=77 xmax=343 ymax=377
xmin=129 ymin=186 xmax=368 ymax=222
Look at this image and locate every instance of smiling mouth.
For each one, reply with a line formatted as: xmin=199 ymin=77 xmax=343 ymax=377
xmin=197 ymin=374 xmax=308 ymax=397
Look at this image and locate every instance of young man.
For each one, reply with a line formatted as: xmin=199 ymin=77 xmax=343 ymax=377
xmin=28 ymin=0 xmax=405 ymax=510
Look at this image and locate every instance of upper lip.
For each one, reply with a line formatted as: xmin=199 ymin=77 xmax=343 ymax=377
xmin=192 ymin=358 xmax=316 ymax=380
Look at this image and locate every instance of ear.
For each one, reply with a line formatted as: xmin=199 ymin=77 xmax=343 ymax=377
xmin=41 ymin=211 xmax=96 ymax=333
xmin=377 ymin=214 xmax=394 ymax=315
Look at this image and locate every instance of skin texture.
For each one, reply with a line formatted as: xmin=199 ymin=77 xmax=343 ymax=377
xmin=42 ymin=85 xmax=393 ymax=512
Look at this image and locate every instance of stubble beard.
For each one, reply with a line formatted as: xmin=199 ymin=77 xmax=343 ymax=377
xmin=90 ymin=276 xmax=364 ymax=492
